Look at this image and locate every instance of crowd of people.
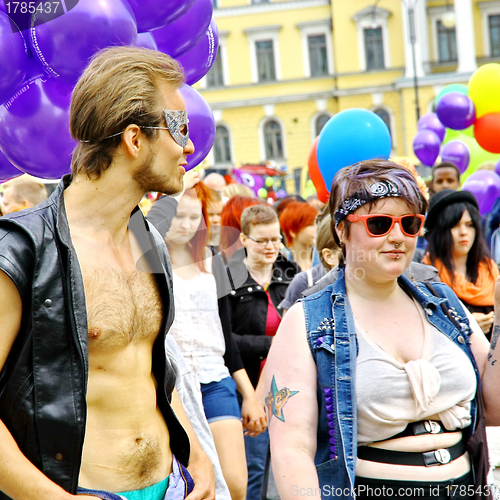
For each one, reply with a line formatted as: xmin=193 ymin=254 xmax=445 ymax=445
xmin=0 ymin=45 xmax=500 ymax=500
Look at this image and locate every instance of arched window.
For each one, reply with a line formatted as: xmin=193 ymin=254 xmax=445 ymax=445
xmin=315 ymin=114 xmax=330 ymax=137
xmin=373 ymin=108 xmax=392 ymax=138
xmin=214 ymin=125 xmax=231 ymax=164
xmin=264 ymin=120 xmax=283 ymax=159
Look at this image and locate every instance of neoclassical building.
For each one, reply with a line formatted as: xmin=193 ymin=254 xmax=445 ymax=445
xmin=196 ymin=0 xmax=499 ymax=193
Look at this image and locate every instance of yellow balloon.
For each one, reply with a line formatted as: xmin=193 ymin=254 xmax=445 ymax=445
xmin=468 ymin=63 xmax=500 ymax=118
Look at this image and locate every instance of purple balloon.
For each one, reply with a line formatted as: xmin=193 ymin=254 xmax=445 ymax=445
xmin=179 ymin=85 xmax=215 ymax=171
xmin=153 ymin=0 xmax=213 ymax=59
xmin=0 ymin=148 xmax=22 ymax=181
xmin=136 ymin=32 xmax=158 ymax=51
xmin=462 ymin=170 xmax=500 ymax=215
xmin=128 ymin=0 xmax=196 ymax=32
xmin=30 ymin=0 xmax=137 ymax=85
xmin=441 ymin=140 xmax=470 ymax=174
xmin=177 ymin=19 xmax=219 ymax=86
xmin=436 ymin=92 xmax=476 ymax=130
xmin=0 ymin=11 xmax=28 ymax=106
xmin=417 ymin=113 xmax=446 ymax=143
xmin=495 ymin=159 xmax=500 ymax=177
xmin=276 ymin=189 xmax=287 ymax=199
xmin=413 ymin=129 xmax=441 ymax=167
xmin=0 ymin=74 xmax=76 ymax=179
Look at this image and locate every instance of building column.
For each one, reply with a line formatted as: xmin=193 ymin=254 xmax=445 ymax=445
xmin=455 ymin=0 xmax=477 ymax=73
xmin=401 ymin=1 xmax=425 ymax=78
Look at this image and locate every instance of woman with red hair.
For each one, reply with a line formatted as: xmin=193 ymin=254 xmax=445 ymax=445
xmin=147 ymin=183 xmax=265 ymax=500
xmin=279 ymin=201 xmax=318 ymax=271
xmin=219 ymin=195 xmax=261 ymax=259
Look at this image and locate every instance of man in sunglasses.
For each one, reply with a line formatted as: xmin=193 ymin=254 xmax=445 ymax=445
xmin=0 ymin=47 xmax=214 ymax=500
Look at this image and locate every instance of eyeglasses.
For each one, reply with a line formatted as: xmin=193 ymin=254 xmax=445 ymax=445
xmin=90 ymin=110 xmax=190 ymax=147
xmin=346 ymin=214 xmax=425 ymax=237
xmin=245 ymin=234 xmax=283 ymax=246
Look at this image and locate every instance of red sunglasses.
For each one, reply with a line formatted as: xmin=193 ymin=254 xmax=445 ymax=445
xmin=346 ymin=214 xmax=425 ymax=237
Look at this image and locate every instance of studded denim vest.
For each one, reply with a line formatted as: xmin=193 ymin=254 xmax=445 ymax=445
xmin=300 ymin=271 xmax=481 ymax=499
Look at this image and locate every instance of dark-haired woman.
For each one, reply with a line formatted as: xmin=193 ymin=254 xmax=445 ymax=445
xmin=423 ymin=189 xmax=499 ymax=338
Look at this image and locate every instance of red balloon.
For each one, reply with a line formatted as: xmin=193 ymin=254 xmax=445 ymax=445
xmin=474 ymin=113 xmax=500 ymax=154
xmin=308 ymin=137 xmax=329 ymax=203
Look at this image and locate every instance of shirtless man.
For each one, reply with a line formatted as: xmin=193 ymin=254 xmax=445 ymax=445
xmin=0 ymin=47 xmax=214 ymax=500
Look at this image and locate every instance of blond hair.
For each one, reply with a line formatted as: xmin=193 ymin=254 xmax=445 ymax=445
xmin=3 ymin=175 xmax=48 ymax=207
xmin=222 ymin=183 xmax=255 ymax=199
xmin=70 ymin=46 xmax=185 ymax=179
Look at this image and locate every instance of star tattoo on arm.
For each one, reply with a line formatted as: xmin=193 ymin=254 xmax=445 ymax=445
xmin=266 ymin=375 xmax=298 ymax=422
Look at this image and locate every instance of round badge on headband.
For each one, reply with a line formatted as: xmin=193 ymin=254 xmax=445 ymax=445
xmin=334 ymin=180 xmax=401 ymax=227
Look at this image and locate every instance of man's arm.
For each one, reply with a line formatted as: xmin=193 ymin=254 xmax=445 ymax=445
xmin=0 ymin=271 xmax=98 ymax=500
xmin=171 ymin=389 xmax=216 ymax=500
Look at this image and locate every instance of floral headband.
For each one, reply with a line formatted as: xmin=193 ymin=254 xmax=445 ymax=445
xmin=334 ymin=180 xmax=401 ymax=227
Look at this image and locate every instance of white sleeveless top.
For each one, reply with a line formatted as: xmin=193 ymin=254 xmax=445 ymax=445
xmin=169 ymin=266 xmax=230 ymax=385
xmin=356 ymin=301 xmax=476 ymax=446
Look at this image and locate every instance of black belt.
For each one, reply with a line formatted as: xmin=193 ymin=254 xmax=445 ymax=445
xmin=388 ymin=420 xmax=452 ymax=440
xmin=357 ymin=440 xmax=466 ymax=467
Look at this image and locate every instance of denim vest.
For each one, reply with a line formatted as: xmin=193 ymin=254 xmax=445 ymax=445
xmin=300 ymin=271 xmax=481 ymax=499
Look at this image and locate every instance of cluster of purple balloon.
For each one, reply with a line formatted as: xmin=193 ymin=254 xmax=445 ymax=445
xmin=462 ymin=163 xmax=500 ymax=215
xmin=413 ymin=85 xmax=475 ymax=174
xmin=0 ymin=0 xmax=218 ymax=180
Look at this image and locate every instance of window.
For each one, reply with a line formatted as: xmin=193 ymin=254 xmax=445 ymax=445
xmin=214 ymin=126 xmax=231 ymax=164
xmin=490 ymin=15 xmax=500 ymax=57
xmin=207 ymin=48 xmax=224 ymax=88
xmin=437 ymin=20 xmax=457 ymax=63
xmin=315 ymin=114 xmax=330 ymax=137
xmin=308 ymin=35 xmax=328 ymax=77
xmin=264 ymin=120 xmax=283 ymax=159
xmin=373 ymin=108 xmax=392 ymax=138
xmin=364 ymin=27 xmax=385 ymax=70
xmin=256 ymin=40 xmax=276 ymax=82
xmin=212 ymin=0 xmax=217 ymax=7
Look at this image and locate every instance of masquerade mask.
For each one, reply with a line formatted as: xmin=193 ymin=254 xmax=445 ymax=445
xmin=81 ymin=109 xmax=190 ymax=148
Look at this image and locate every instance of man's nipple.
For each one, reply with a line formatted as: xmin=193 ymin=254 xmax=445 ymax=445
xmin=88 ymin=327 xmax=102 ymax=340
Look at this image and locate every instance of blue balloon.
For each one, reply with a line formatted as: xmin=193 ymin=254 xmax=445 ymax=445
xmin=316 ymin=109 xmax=392 ymax=190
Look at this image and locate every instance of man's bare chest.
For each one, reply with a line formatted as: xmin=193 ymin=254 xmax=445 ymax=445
xmin=81 ymin=263 xmax=164 ymax=347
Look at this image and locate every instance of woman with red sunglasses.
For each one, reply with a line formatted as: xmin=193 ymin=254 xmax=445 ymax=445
xmin=265 ymin=160 xmax=500 ymax=499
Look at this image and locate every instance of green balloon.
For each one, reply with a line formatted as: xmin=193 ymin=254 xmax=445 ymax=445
xmin=435 ymin=84 xmax=469 ymax=108
xmin=258 ymin=188 xmax=268 ymax=198
xmin=265 ymin=176 xmax=274 ymax=188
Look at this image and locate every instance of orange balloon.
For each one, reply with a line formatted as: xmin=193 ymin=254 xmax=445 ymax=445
xmin=308 ymin=137 xmax=329 ymax=203
xmin=474 ymin=113 xmax=500 ymax=154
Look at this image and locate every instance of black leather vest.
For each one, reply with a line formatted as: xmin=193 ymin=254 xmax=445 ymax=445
xmin=0 ymin=176 xmax=189 ymax=497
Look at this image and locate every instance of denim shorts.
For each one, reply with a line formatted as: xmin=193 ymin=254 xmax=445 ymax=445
xmin=200 ymin=376 xmax=241 ymax=423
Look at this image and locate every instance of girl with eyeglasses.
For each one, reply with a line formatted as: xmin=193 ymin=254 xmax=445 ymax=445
xmin=225 ymin=203 xmax=301 ymax=500
xmin=423 ymin=189 xmax=499 ymax=339
xmin=265 ymin=160 xmax=500 ymax=500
